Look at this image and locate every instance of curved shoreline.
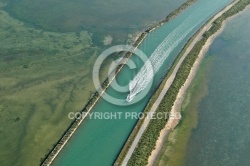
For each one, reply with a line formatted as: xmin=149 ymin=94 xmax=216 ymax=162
xmin=119 ymin=1 xmax=241 ymax=165
xmin=120 ymin=0 xmax=250 ymax=165
xmin=148 ymin=0 xmax=250 ymax=165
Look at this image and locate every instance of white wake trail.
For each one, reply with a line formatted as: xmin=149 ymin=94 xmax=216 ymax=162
xmin=127 ymin=7 xmax=205 ymax=102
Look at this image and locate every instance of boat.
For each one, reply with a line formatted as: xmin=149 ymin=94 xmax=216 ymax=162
xmin=126 ymin=93 xmax=136 ymax=102
xmin=126 ymin=81 xmax=138 ymax=102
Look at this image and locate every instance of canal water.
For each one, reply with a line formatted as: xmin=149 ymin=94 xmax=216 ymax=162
xmin=184 ymin=7 xmax=250 ymax=166
xmin=53 ymin=0 xmax=233 ymax=165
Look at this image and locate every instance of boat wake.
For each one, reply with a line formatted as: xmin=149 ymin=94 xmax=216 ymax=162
xmin=127 ymin=7 xmax=205 ymax=102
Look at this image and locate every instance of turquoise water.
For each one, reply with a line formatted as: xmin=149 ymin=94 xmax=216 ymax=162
xmin=184 ymin=8 xmax=250 ymax=166
xmin=53 ymin=1 xmax=233 ymax=165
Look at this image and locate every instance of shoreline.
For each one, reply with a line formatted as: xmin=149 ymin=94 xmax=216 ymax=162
xmin=114 ymin=1 xmax=198 ymax=165
xmin=40 ymin=32 xmax=148 ymax=166
xmin=40 ymin=1 xmax=198 ymax=165
xmin=147 ymin=0 xmax=248 ymax=165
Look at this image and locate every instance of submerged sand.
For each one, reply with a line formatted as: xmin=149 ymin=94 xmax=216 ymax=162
xmin=147 ymin=1 xmax=241 ymax=165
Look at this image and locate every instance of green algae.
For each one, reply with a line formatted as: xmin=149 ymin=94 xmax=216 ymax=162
xmin=156 ymin=57 xmax=214 ymax=166
xmin=0 ymin=10 xmax=104 ymax=166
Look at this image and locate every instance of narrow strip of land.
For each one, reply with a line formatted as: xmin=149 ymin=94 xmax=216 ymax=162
xmin=121 ymin=1 xmax=239 ymax=165
xmin=148 ymin=1 xmax=249 ymax=165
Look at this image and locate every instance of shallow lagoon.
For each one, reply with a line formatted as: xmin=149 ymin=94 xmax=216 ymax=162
xmin=184 ymin=8 xmax=250 ymax=166
xmin=0 ymin=0 xmax=187 ymax=165
xmin=5 ymin=0 xmax=188 ymax=44
xmin=158 ymin=7 xmax=250 ymax=166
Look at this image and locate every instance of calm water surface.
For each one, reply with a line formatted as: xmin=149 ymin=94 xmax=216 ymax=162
xmin=184 ymin=8 xmax=250 ymax=166
xmin=5 ymin=0 xmax=188 ymax=44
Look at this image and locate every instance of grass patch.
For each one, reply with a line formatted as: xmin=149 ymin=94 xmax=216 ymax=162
xmin=127 ymin=1 xmax=250 ymax=165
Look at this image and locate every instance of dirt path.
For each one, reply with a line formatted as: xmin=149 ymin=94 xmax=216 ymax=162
xmin=147 ymin=1 xmax=240 ymax=165
xmin=121 ymin=1 xmax=239 ymax=165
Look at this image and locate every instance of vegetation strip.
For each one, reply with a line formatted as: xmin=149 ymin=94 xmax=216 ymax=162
xmin=118 ymin=10 xmax=215 ymax=166
xmin=147 ymin=1 xmax=240 ymax=164
xmin=125 ymin=0 xmax=250 ymax=166
xmin=112 ymin=1 xmax=199 ymax=165
xmin=40 ymin=0 xmax=199 ymax=165
xmin=155 ymin=2 xmax=250 ymax=166
xmin=114 ymin=25 xmax=197 ymax=166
